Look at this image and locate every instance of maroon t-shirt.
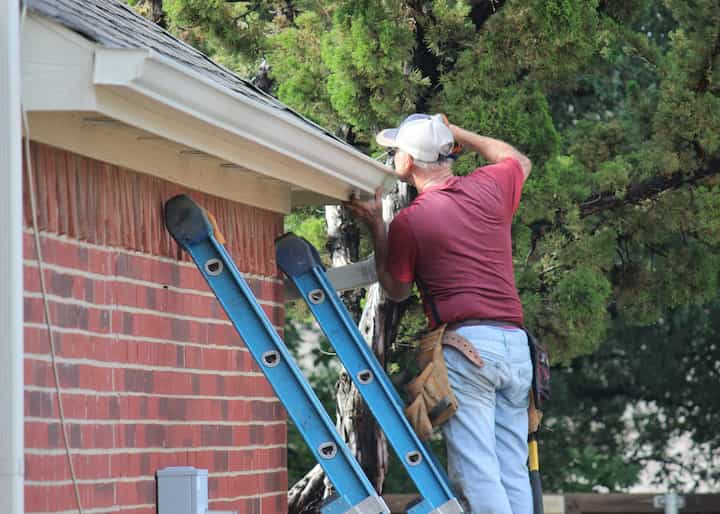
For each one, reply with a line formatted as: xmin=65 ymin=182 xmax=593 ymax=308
xmin=386 ymin=157 xmax=525 ymax=329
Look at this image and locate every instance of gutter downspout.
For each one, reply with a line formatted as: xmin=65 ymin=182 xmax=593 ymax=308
xmin=0 ymin=0 xmax=25 ymax=513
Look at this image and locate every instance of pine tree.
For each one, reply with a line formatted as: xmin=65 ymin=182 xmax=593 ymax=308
xmin=130 ymin=0 xmax=720 ymax=500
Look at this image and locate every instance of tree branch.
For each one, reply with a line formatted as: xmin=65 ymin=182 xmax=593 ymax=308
xmin=151 ymin=0 xmax=166 ymax=28
xmin=468 ymin=0 xmax=506 ymax=32
xmin=697 ymin=24 xmax=720 ymax=94
xmin=406 ymin=3 xmax=441 ymax=113
xmin=579 ymin=157 xmax=720 ymax=217
xmin=407 ymin=0 xmax=507 ymax=111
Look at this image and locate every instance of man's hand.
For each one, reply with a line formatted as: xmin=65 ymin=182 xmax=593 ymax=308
xmin=437 ymin=113 xmax=463 ymax=157
xmin=438 ymin=113 xmax=532 ymax=180
xmin=343 ymin=188 xmax=384 ymax=235
xmin=343 ymin=188 xmax=412 ymax=302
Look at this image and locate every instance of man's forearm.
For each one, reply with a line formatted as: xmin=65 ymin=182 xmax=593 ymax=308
xmin=368 ymin=220 xmax=389 ymax=281
xmin=449 ymin=125 xmax=532 ymax=178
xmin=450 ymin=125 xmax=519 ymax=162
xmin=368 ymin=221 xmax=411 ymax=302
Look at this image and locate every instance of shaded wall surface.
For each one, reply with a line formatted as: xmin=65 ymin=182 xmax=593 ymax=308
xmin=23 ymin=141 xmax=288 ymax=514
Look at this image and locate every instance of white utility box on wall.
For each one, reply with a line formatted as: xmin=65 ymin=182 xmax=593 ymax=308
xmin=157 ymin=467 xmax=236 ymax=514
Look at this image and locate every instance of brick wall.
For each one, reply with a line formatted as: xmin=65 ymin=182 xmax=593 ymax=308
xmin=23 ymin=142 xmax=288 ymax=514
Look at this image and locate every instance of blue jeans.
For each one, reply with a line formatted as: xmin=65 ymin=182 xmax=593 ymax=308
xmin=441 ymin=325 xmax=533 ymax=514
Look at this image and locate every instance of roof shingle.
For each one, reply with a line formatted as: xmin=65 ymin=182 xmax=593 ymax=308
xmin=26 ymin=0 xmax=344 ymax=144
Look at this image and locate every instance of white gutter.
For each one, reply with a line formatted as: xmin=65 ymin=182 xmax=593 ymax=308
xmin=92 ymin=48 xmax=394 ymax=199
xmin=0 ymin=1 xmax=25 ymax=513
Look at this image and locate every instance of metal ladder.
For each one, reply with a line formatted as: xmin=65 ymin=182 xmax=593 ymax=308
xmin=164 ymin=195 xmax=462 ymax=514
xmin=164 ymin=195 xmax=387 ymax=514
xmin=276 ymin=234 xmax=461 ymax=514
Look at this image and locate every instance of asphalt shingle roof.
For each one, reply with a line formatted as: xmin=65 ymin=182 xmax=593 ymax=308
xmin=25 ymin=0 xmax=344 ymax=144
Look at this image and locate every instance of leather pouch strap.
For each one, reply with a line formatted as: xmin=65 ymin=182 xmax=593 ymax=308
xmin=442 ymin=331 xmax=484 ymax=368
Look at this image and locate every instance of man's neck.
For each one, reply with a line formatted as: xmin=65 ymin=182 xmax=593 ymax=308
xmin=413 ymin=170 xmax=454 ymax=193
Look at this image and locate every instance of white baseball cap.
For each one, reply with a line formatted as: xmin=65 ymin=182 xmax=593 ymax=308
xmin=376 ymin=114 xmax=454 ymax=162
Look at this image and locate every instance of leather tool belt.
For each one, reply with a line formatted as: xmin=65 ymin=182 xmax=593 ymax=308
xmin=404 ymin=321 xmax=551 ymax=438
xmin=404 ymin=324 xmax=483 ymax=440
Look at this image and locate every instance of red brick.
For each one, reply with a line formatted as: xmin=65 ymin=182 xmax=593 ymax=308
xmin=112 ymin=281 xmax=232 ymax=321
xmin=112 ymin=369 xmax=274 ymax=397
xmin=117 ymin=479 xmax=156 ymax=505
xmin=183 ymin=345 xmax=255 ymax=373
xmin=114 ymin=252 xmax=184 ymax=288
xmin=44 ymin=147 xmax=59 ymax=231
xmin=23 ymin=264 xmax=109 ymax=304
xmin=24 ymin=390 xmax=283 ymax=425
xmin=26 ymin=359 xmax=114 ymax=391
xmin=24 ymin=420 xmax=114 ymax=450
xmin=24 ymin=326 xmax=116 ymax=361
xmin=264 ymin=493 xmax=288 ymax=514
xmin=224 ymin=446 xmax=286 ymax=471
xmin=55 ymin=147 xmax=70 ymax=236
xmin=101 ymin=447 xmax=285 ymax=479
xmin=25 ymin=392 xmax=116 ymax=423
xmin=138 ymin=276 xmax=283 ymax=324
xmin=110 ymin=310 xmax=246 ymax=345
xmin=114 ymin=423 xmax=286 ymax=449
xmin=247 ymin=277 xmax=285 ymax=305
xmin=208 ymin=470 xmax=287 ymax=497
xmin=25 ymin=390 xmax=55 ymax=418
xmin=212 ymin=497 xmax=263 ymax=514
xmin=24 ymin=296 xmax=111 ymax=333
xmin=23 ymin=233 xmax=112 ymax=275
xmin=25 ymin=421 xmax=57 ymax=449
xmin=26 ymin=482 xmax=116 ymax=512
xmin=25 ymin=453 xmax=111 ymax=481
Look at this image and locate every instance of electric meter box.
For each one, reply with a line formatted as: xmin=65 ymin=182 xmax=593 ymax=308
xmin=156 ymin=466 xmax=236 ymax=514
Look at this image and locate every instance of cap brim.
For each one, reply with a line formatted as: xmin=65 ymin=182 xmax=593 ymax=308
xmin=376 ymin=128 xmax=398 ymax=148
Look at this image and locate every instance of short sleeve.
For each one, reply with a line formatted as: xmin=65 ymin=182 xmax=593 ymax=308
xmin=386 ymin=213 xmax=417 ymax=283
xmin=472 ymin=157 xmax=525 ymax=216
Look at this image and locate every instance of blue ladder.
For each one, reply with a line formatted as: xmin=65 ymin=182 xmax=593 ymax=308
xmin=276 ymin=234 xmax=462 ymax=514
xmin=164 ymin=195 xmax=389 ymax=514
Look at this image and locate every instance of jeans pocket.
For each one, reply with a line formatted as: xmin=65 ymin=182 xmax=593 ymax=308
xmin=444 ymin=347 xmax=499 ymax=397
xmin=505 ymin=360 xmax=533 ymax=408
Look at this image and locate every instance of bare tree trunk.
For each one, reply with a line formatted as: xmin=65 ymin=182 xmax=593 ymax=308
xmin=353 ymin=181 xmax=414 ymax=487
xmin=288 ymin=182 xmax=412 ymax=513
xmin=151 ymin=0 xmax=166 ymax=28
xmin=287 ymin=464 xmax=325 ymax=514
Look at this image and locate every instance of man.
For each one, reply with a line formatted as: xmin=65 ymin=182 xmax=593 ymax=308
xmin=346 ymin=113 xmax=533 ymax=514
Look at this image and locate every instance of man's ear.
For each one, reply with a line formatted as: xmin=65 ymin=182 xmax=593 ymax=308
xmin=398 ymin=152 xmax=413 ymax=171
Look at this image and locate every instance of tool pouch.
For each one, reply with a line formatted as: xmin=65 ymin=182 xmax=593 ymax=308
xmin=526 ymin=331 xmax=550 ymax=433
xmin=527 ymin=332 xmax=551 ymax=408
xmin=404 ymin=325 xmax=459 ymax=440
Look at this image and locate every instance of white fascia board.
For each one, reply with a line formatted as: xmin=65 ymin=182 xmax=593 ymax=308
xmin=93 ymin=48 xmax=394 ymax=199
xmin=21 ymin=15 xmax=98 ymax=111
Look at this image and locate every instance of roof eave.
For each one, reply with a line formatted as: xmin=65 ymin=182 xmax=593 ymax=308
xmin=92 ymin=48 xmax=393 ymax=202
